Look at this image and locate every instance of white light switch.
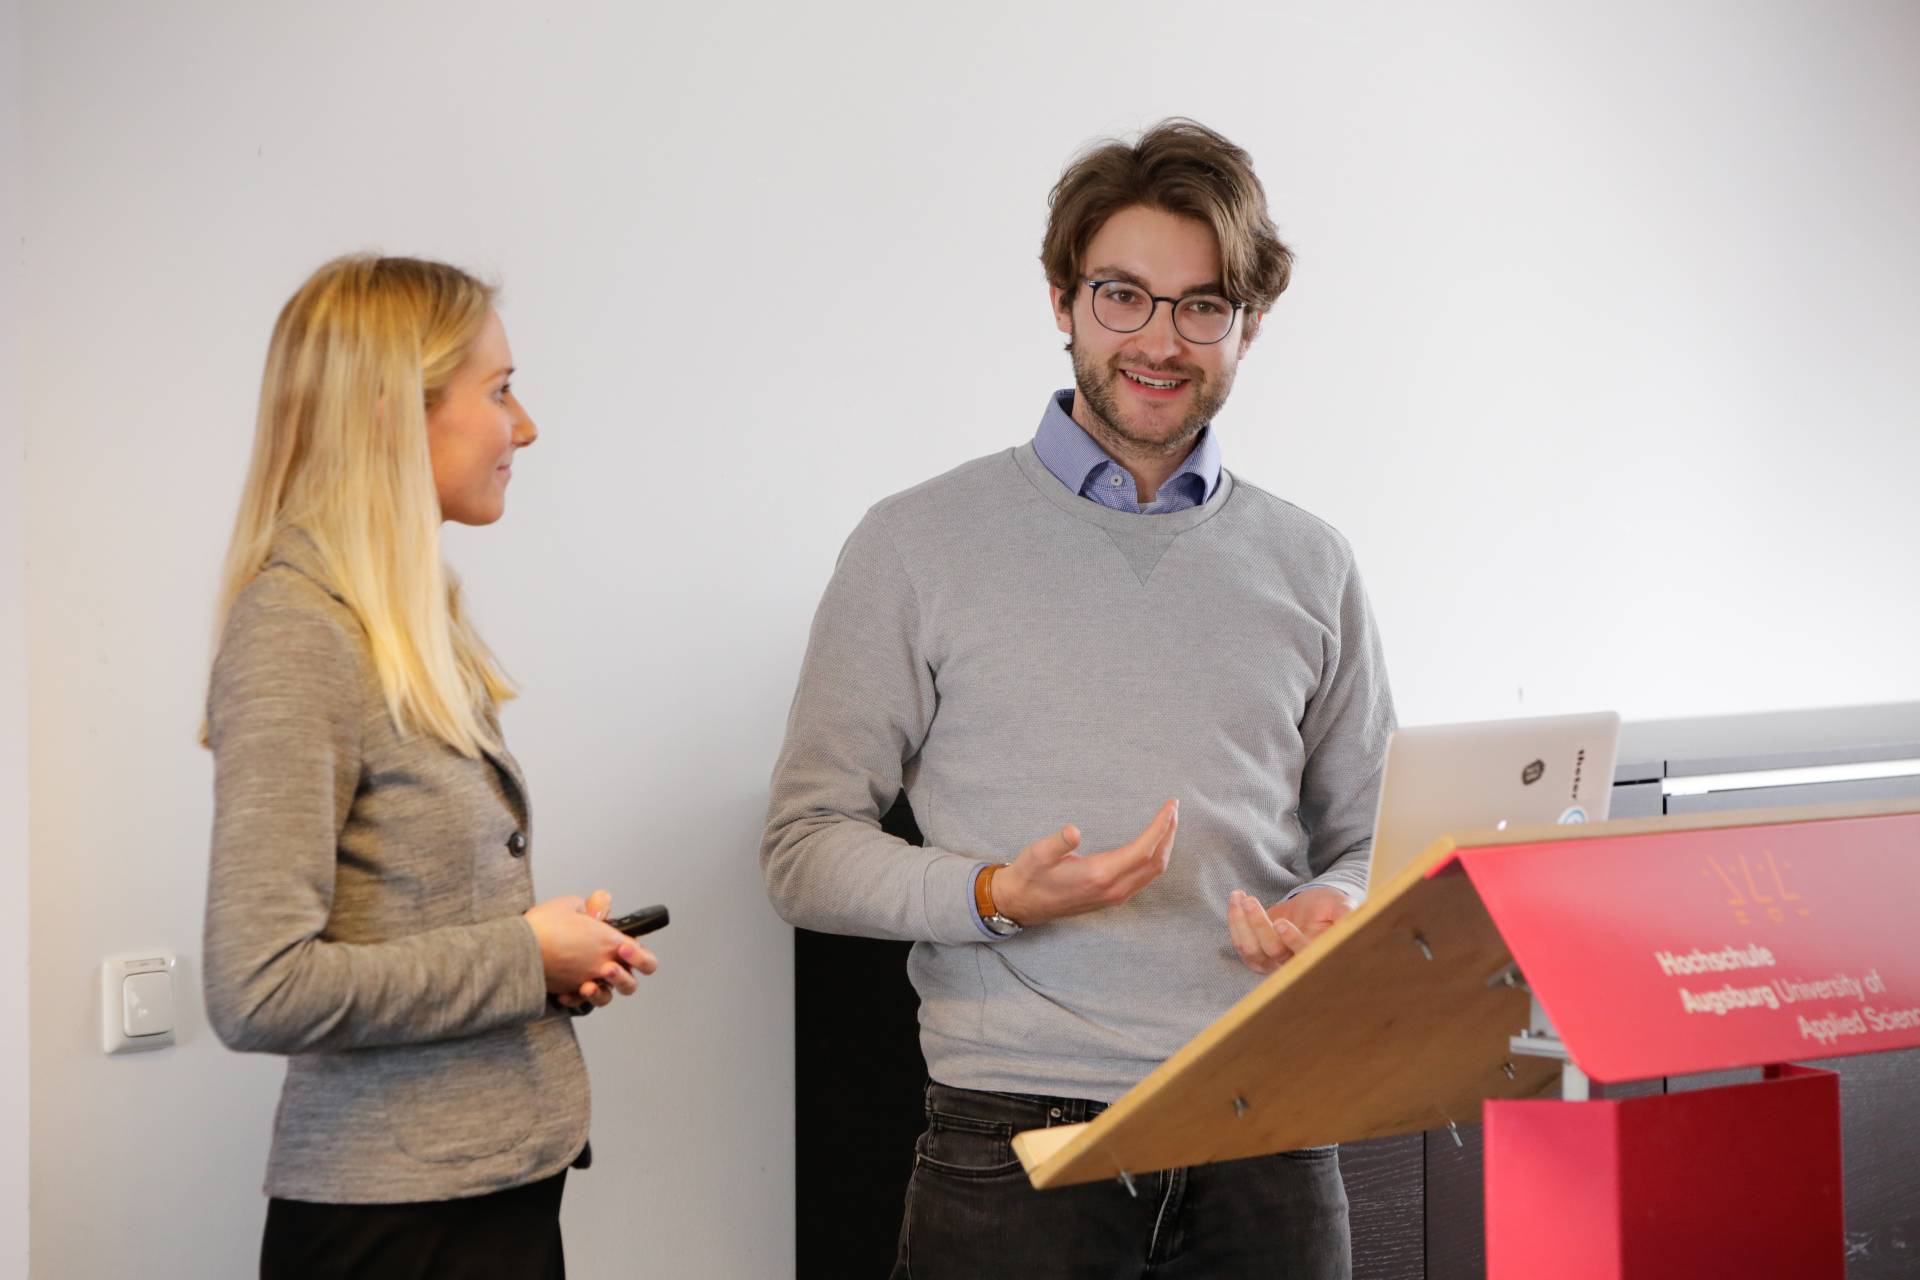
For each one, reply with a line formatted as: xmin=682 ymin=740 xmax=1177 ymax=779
xmin=123 ymin=971 xmax=173 ymax=1037
xmin=102 ymin=953 xmax=177 ymax=1055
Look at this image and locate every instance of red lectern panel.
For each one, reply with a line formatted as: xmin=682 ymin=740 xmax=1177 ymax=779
xmin=1449 ymin=809 xmax=1920 ymax=1081
xmin=1485 ymin=1065 xmax=1843 ymax=1280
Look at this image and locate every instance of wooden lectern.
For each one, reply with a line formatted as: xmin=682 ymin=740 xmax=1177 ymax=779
xmin=1011 ymin=799 xmax=1920 ymax=1279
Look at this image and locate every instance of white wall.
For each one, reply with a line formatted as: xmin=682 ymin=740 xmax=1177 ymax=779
xmin=3 ymin=1 xmax=31 ymax=1274
xmin=19 ymin=1 xmax=1920 ymax=1275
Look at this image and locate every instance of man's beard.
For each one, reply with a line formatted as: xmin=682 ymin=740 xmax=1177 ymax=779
xmin=1068 ymin=333 xmax=1234 ymax=460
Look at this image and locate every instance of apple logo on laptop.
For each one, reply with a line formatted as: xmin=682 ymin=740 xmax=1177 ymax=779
xmin=1521 ymin=760 xmax=1545 ymax=785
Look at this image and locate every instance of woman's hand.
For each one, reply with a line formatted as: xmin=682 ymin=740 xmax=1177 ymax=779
xmin=525 ymin=891 xmax=658 ymax=1007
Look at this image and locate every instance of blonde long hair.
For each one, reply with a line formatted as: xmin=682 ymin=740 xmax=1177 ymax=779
xmin=210 ymin=255 xmax=515 ymax=757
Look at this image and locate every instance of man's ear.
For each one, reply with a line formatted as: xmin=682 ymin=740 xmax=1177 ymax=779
xmin=1050 ymin=283 xmax=1073 ymax=337
xmin=1238 ymin=309 xmax=1265 ymax=354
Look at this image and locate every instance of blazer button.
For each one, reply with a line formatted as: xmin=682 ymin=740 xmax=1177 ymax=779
xmin=506 ymin=830 xmax=528 ymax=857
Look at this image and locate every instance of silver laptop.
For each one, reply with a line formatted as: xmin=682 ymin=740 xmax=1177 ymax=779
xmin=1365 ymin=711 xmax=1622 ymax=887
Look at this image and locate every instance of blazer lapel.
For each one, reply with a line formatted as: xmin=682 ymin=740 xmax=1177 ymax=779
xmin=485 ymin=748 xmax=530 ymax=829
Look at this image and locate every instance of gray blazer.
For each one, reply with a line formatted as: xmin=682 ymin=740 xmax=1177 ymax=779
xmin=203 ymin=532 xmax=589 ymax=1203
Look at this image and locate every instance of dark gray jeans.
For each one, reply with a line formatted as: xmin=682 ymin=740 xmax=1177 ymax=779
xmin=892 ymin=1081 xmax=1351 ymax=1279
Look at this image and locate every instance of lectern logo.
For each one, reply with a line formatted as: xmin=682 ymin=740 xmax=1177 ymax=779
xmin=1521 ymin=760 xmax=1545 ymax=785
xmin=1703 ymin=850 xmax=1809 ymax=927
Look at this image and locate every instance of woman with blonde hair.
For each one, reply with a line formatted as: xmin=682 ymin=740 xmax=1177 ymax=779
xmin=203 ymin=255 xmax=651 ymax=1278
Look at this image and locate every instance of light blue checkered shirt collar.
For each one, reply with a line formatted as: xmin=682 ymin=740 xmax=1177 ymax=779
xmin=1030 ymin=389 xmax=1221 ymax=514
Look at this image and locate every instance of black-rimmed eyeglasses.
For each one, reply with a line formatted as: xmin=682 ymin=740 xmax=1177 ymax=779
xmin=1085 ymin=279 xmax=1245 ymax=345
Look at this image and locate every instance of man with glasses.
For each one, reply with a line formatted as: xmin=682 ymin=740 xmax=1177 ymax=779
xmin=763 ymin=118 xmax=1395 ymax=1278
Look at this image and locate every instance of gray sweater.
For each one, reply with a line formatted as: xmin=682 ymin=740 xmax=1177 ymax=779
xmin=203 ymin=533 xmax=589 ymax=1202
xmin=763 ymin=444 xmax=1396 ymax=1102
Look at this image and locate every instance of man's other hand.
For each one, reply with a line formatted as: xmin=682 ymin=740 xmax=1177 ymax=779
xmin=1227 ymin=885 xmax=1356 ymax=975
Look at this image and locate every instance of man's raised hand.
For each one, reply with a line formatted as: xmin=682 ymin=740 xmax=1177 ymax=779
xmin=992 ymin=799 xmax=1178 ymax=927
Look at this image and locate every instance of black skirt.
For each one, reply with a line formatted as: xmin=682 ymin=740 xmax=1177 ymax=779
xmin=260 ymin=1168 xmax=567 ymax=1280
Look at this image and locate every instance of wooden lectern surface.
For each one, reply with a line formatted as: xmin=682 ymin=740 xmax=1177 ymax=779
xmin=1012 ymin=838 xmax=1556 ymax=1189
xmin=1013 ymin=796 xmax=1920 ymax=1191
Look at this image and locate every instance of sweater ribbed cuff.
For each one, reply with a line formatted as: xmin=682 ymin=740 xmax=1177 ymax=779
xmin=923 ymin=852 xmax=994 ymax=944
xmin=1285 ymin=879 xmax=1365 ymax=907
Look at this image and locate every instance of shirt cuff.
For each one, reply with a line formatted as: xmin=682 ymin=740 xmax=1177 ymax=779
xmin=919 ymin=852 xmax=997 ymax=944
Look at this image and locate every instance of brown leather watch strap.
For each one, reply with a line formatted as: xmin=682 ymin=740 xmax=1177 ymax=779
xmin=975 ymin=863 xmax=1007 ymax=921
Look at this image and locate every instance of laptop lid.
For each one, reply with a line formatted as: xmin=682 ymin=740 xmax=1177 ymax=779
xmin=1366 ymin=711 xmax=1622 ymax=888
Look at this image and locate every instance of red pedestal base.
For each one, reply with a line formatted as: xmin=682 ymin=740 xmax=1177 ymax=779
xmin=1484 ymin=1064 xmax=1843 ymax=1280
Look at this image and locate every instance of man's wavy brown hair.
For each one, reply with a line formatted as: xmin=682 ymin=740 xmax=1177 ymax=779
xmin=1042 ymin=119 xmax=1293 ymax=315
